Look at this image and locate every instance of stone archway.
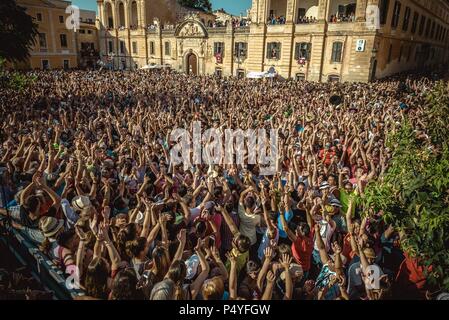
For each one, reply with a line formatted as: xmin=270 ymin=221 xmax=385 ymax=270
xmin=186 ymin=52 xmax=198 ymax=75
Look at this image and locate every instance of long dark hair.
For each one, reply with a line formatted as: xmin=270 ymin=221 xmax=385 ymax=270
xmin=126 ymin=237 xmax=146 ymax=259
xmin=152 ymin=246 xmax=169 ymax=283
xmin=116 ymin=223 xmax=137 ymax=262
xmin=85 ymin=257 xmax=109 ymax=299
xmin=110 ymin=269 xmax=140 ymax=300
xmin=165 ymin=260 xmax=187 ymax=300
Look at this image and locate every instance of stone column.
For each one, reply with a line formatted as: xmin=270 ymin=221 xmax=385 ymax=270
xmin=112 ymin=1 xmax=117 ymax=29
xmin=286 ymin=0 xmax=297 ymax=23
xmin=124 ymin=0 xmax=130 ymax=28
xmin=97 ymin=1 xmax=104 ymax=28
xmin=140 ymin=0 xmax=146 ymax=27
xmin=317 ymin=0 xmax=328 ymax=22
xmin=356 ymin=0 xmax=368 ymax=22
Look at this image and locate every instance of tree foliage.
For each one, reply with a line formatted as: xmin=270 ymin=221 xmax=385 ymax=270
xmin=0 ymin=0 xmax=38 ymax=63
xmin=177 ymin=0 xmax=212 ymax=13
xmin=362 ymin=82 xmax=449 ymax=290
xmin=0 ymin=57 xmax=36 ymax=91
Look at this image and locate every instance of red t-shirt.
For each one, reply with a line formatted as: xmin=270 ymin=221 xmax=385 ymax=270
xmin=395 ymin=252 xmax=431 ymax=290
xmin=319 ymin=149 xmax=336 ymax=166
xmin=291 ymin=229 xmax=314 ymax=272
xmin=342 ymin=233 xmax=356 ymax=262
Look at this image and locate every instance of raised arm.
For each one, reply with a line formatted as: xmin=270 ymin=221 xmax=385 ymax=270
xmin=99 ymin=221 xmax=121 ymax=271
xmin=173 ymin=193 xmax=191 ymax=224
xmin=280 ymin=254 xmax=293 ymax=300
xmin=215 ymin=205 xmax=239 ymax=237
xmin=314 ymin=224 xmax=330 ymax=265
xmin=260 ymin=192 xmax=275 ymax=234
xmin=211 ymin=246 xmax=228 ymax=281
xmin=257 ymin=247 xmax=273 ymax=291
xmin=279 ymin=210 xmax=297 ymax=242
xmin=190 ymin=240 xmax=210 ymax=300
xmin=170 ymin=229 xmax=186 ymax=265
xmin=261 ymin=271 xmax=276 ymax=300
xmin=226 ymin=251 xmax=238 ymax=300
xmin=75 ymin=225 xmax=88 ymax=282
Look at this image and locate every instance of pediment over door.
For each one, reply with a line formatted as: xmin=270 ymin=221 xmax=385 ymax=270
xmin=175 ymin=19 xmax=208 ymax=38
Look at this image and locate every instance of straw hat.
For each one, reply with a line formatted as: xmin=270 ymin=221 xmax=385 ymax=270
xmin=39 ymin=216 xmax=64 ymax=238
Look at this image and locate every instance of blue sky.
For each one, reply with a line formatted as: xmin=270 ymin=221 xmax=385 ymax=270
xmin=71 ymin=0 xmax=252 ymax=16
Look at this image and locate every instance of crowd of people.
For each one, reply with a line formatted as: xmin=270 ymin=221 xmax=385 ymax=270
xmin=296 ymin=16 xmax=318 ymax=24
xmin=0 ymin=69 xmax=445 ymax=300
xmin=267 ymin=15 xmax=286 ymax=25
xmin=329 ymin=12 xmax=356 ymax=23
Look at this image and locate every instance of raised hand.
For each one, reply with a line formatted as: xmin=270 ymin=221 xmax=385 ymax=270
xmin=210 ymin=246 xmax=221 ymax=261
xmin=280 ymin=253 xmax=292 ymax=269
xmin=177 ymin=228 xmax=187 ymax=243
xmin=266 ymin=270 xmax=276 ymax=283
xmin=264 ymin=246 xmax=274 ymax=261
xmin=102 ymin=206 xmax=111 ymax=224
xmin=75 ymin=225 xmax=89 ymax=241
xmin=226 ymin=251 xmax=236 ymax=264
xmin=331 ymin=241 xmax=342 ymax=254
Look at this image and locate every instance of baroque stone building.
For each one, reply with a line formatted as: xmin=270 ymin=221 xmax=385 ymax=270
xmin=97 ymin=0 xmax=449 ymax=82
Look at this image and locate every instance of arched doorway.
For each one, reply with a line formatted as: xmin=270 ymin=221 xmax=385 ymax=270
xmin=186 ymin=52 xmax=198 ymax=75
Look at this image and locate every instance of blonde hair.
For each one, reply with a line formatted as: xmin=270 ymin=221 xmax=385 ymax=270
xmin=201 ymin=276 xmax=224 ymax=300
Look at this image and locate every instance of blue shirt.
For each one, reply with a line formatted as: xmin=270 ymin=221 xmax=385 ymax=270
xmin=277 ymin=210 xmax=293 ymax=238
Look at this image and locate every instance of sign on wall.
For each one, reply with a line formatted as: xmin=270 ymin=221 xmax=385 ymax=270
xmin=356 ymin=39 xmax=366 ymax=52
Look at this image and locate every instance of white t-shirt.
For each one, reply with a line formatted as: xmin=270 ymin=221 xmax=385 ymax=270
xmin=313 ymin=219 xmax=336 ymax=252
xmin=238 ymin=203 xmax=261 ymax=245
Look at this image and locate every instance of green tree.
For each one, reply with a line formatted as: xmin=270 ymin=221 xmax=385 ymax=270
xmin=0 ymin=57 xmax=36 ymax=91
xmin=362 ymin=82 xmax=449 ymax=291
xmin=177 ymin=0 xmax=212 ymax=12
xmin=0 ymin=0 xmax=38 ymax=63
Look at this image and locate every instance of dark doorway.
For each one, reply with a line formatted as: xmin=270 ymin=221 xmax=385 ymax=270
xmin=371 ymin=59 xmax=377 ymax=81
xmin=186 ymin=53 xmax=198 ymax=75
xmin=328 ymin=75 xmax=340 ymax=82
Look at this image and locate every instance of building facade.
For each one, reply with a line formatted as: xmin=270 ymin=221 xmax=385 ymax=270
xmin=17 ymin=0 xmax=78 ymax=69
xmin=97 ymin=0 xmax=449 ymax=82
xmin=76 ymin=9 xmax=100 ymax=68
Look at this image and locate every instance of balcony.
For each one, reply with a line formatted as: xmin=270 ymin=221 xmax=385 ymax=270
xmin=207 ymin=26 xmax=227 ymax=34
xmin=130 ymin=26 xmax=145 ymax=36
xmin=102 ymin=28 xmax=116 ymax=37
xmin=146 ymin=25 xmax=158 ymax=33
xmin=327 ymin=21 xmax=356 ymax=33
xmin=117 ymin=27 xmax=128 ymax=37
xmin=161 ymin=28 xmax=175 ymax=35
xmin=267 ymin=24 xmax=287 ymax=34
xmin=294 ymin=22 xmax=324 ymax=34
xmin=234 ymin=26 xmax=250 ymax=34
